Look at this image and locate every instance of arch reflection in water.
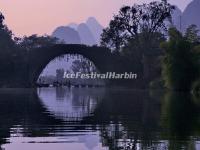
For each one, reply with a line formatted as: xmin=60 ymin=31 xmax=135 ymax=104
xmin=1 ymin=88 xmax=107 ymax=150
xmin=37 ymin=87 xmax=105 ymax=121
xmin=1 ymin=89 xmax=200 ymax=150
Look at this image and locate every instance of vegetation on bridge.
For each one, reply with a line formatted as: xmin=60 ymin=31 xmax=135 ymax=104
xmin=1 ymin=0 xmax=200 ymax=91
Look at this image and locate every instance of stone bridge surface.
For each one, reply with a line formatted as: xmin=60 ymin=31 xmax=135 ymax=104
xmin=28 ymin=44 xmax=116 ymax=86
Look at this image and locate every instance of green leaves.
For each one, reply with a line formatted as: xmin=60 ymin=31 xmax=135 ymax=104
xmin=184 ymin=24 xmax=200 ymax=44
xmin=162 ymin=28 xmax=199 ymax=91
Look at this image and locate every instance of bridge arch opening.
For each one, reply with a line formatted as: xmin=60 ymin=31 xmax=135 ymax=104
xmin=28 ymin=44 xmax=113 ymax=87
xmin=37 ymin=54 xmax=106 ymax=87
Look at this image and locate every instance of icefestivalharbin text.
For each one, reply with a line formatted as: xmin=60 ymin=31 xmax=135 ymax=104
xmin=63 ymin=72 xmax=137 ymax=79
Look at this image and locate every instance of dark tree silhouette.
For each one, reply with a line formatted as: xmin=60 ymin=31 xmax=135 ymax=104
xmin=101 ymin=0 xmax=174 ymax=52
xmin=184 ymin=24 xmax=200 ymax=45
xmin=161 ymin=28 xmax=199 ymax=91
xmin=0 ymin=12 xmax=4 ymax=28
xmin=0 ymin=12 xmax=19 ymax=85
xmin=15 ymin=34 xmax=62 ymax=51
xmin=0 ymin=12 xmax=66 ymax=87
xmin=0 ymin=12 xmax=14 ymax=51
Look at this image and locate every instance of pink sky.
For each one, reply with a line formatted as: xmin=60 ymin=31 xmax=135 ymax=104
xmin=0 ymin=0 xmax=192 ymax=36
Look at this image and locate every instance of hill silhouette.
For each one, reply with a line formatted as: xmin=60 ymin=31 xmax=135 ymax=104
xmin=52 ymin=17 xmax=103 ymax=46
xmin=86 ymin=17 xmax=103 ymax=45
xmin=77 ymin=23 xmax=96 ymax=46
xmin=68 ymin=23 xmax=78 ymax=30
xmin=182 ymin=0 xmax=200 ymax=32
xmin=52 ymin=26 xmax=81 ymax=44
xmin=170 ymin=0 xmax=200 ymax=32
xmin=171 ymin=6 xmax=182 ymax=31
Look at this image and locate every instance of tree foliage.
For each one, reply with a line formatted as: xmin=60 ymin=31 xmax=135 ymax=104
xmin=15 ymin=34 xmax=61 ymax=51
xmin=184 ymin=24 xmax=200 ymax=45
xmin=0 ymin=12 xmax=16 ymax=54
xmin=101 ymin=0 xmax=174 ymax=52
xmin=0 ymin=11 xmax=63 ymax=87
xmin=161 ymin=28 xmax=199 ymax=91
xmin=0 ymin=12 xmax=19 ymax=84
xmin=71 ymin=58 xmax=97 ymax=74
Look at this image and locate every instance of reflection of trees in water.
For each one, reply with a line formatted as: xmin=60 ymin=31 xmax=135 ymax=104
xmin=36 ymin=88 xmax=200 ymax=150
xmin=90 ymin=90 xmax=200 ymax=150
xmin=85 ymin=90 xmax=164 ymax=150
xmin=160 ymin=92 xmax=200 ymax=150
xmin=38 ymin=87 xmax=105 ymax=121
xmin=56 ymin=87 xmax=66 ymax=100
xmin=0 ymin=89 xmax=64 ymax=146
xmin=1 ymin=88 xmax=200 ymax=149
xmin=0 ymin=87 xmax=106 ymax=148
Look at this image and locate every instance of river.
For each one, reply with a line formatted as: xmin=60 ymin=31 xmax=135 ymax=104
xmin=0 ymin=87 xmax=200 ymax=150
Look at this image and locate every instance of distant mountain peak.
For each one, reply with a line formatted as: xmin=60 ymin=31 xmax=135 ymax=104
xmin=87 ymin=17 xmax=98 ymax=23
xmin=86 ymin=17 xmax=103 ymax=45
xmin=86 ymin=17 xmax=103 ymax=28
xmin=52 ymin=26 xmax=81 ymax=44
xmin=77 ymin=23 xmax=96 ymax=46
xmin=181 ymin=0 xmax=200 ymax=31
xmin=68 ymin=23 xmax=78 ymax=30
xmin=52 ymin=17 xmax=104 ymax=45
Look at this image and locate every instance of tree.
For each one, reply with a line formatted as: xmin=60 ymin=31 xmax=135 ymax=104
xmin=0 ymin=12 xmax=15 ymax=52
xmin=0 ymin=12 xmax=19 ymax=85
xmin=0 ymin=12 xmax=3 ymax=28
xmin=71 ymin=58 xmax=97 ymax=74
xmin=101 ymin=0 xmax=174 ymax=52
xmin=123 ymin=31 xmax=165 ymax=60
xmin=56 ymin=68 xmax=65 ymax=83
xmin=161 ymin=28 xmax=198 ymax=91
xmin=184 ymin=24 xmax=200 ymax=45
xmin=16 ymin=34 xmax=62 ymax=51
xmin=121 ymin=32 xmax=166 ymax=79
xmin=100 ymin=20 xmax=127 ymax=52
xmin=0 ymin=12 xmax=67 ymax=87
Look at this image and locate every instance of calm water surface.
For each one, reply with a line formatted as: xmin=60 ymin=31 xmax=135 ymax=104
xmin=0 ymin=87 xmax=200 ymax=150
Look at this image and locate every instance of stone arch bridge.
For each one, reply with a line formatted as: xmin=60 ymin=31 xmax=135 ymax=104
xmin=27 ymin=44 xmax=117 ymax=86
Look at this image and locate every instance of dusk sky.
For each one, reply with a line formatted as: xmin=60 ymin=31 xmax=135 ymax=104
xmin=0 ymin=0 xmax=192 ymax=36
